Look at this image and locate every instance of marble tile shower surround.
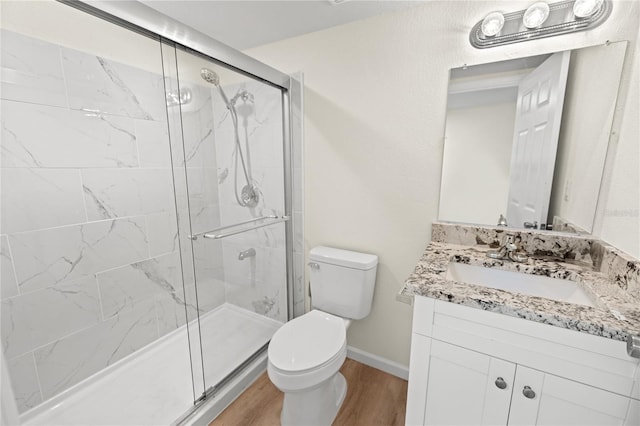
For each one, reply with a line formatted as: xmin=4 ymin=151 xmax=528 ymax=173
xmin=288 ymin=72 xmax=305 ymax=318
xmin=403 ymin=222 xmax=640 ymax=341
xmin=210 ymin=79 xmax=288 ymax=323
xmin=1 ymin=28 xmax=300 ymax=416
xmin=0 ymin=29 xmax=218 ymax=413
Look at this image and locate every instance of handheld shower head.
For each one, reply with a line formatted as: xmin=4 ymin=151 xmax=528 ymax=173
xmin=200 ymin=68 xmax=258 ymax=208
xmin=200 ymin=68 xmax=220 ymax=86
xmin=201 ymin=67 xmax=232 ymax=109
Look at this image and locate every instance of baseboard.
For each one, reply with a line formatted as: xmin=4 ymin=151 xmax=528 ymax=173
xmin=346 ymin=346 xmax=409 ymax=380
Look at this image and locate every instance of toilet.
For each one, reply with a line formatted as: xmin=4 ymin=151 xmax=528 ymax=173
xmin=267 ymin=246 xmax=378 ymax=426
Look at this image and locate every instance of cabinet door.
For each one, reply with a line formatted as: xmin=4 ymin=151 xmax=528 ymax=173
xmin=424 ymin=340 xmax=515 ymax=425
xmin=508 ymin=366 xmax=632 ymax=426
xmin=406 ymin=334 xmax=432 ymax=426
xmin=625 ymin=399 xmax=640 ymax=426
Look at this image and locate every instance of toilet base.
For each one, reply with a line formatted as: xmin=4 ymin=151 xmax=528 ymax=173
xmin=280 ymin=372 xmax=347 ymax=426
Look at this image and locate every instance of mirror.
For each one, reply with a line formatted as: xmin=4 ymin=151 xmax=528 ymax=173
xmin=438 ymin=41 xmax=627 ymax=233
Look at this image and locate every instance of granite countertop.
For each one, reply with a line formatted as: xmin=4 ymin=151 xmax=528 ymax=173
xmin=401 ymin=241 xmax=640 ymax=342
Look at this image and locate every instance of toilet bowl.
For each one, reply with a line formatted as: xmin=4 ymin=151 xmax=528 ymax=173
xmin=268 ymin=310 xmax=348 ymax=391
xmin=267 ymin=246 xmax=378 ymax=426
xmin=268 ymin=310 xmax=350 ymax=425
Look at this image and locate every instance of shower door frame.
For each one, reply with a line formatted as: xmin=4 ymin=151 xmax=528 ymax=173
xmin=64 ymin=0 xmax=292 ymax=90
xmin=56 ymin=0 xmax=297 ymax=417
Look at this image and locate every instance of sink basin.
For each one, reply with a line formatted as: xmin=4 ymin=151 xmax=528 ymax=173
xmin=445 ymin=262 xmax=597 ymax=307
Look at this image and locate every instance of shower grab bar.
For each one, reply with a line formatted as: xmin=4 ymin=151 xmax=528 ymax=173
xmin=205 ymin=215 xmax=277 ymax=234
xmin=204 ymin=216 xmax=289 ymax=240
xmin=189 ymin=215 xmax=289 ymax=240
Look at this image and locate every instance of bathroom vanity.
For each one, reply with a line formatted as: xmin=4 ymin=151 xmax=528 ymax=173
xmin=401 ymin=223 xmax=640 ymax=426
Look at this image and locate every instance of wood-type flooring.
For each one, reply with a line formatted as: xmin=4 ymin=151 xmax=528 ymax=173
xmin=210 ymin=358 xmax=408 ymax=426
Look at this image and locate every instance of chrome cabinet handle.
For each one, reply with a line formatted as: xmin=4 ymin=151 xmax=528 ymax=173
xmin=308 ymin=262 xmax=320 ymax=270
xmin=495 ymin=377 xmax=507 ymax=389
xmin=522 ymin=386 xmax=536 ymax=399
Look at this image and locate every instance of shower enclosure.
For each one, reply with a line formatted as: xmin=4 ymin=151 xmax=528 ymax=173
xmin=0 ymin=1 xmax=304 ymax=424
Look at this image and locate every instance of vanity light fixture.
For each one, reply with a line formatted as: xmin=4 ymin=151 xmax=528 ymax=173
xmin=481 ymin=12 xmax=505 ymax=37
xmin=573 ymin=0 xmax=605 ymax=17
xmin=470 ymin=0 xmax=612 ymax=49
xmin=523 ymin=2 xmax=551 ymax=28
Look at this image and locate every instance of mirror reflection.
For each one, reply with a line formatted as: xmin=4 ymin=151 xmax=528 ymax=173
xmin=438 ymin=42 xmax=627 ymax=233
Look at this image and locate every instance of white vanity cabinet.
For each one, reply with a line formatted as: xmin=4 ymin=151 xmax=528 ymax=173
xmin=406 ymin=296 xmax=640 ymax=426
xmin=419 ymin=339 xmax=515 ymax=425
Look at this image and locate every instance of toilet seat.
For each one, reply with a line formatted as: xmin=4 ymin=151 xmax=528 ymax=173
xmin=269 ymin=310 xmax=346 ymax=373
xmin=268 ymin=310 xmax=347 ymax=392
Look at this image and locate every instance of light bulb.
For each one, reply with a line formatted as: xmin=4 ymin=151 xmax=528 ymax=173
xmin=523 ymin=2 xmax=550 ymax=28
xmin=573 ymin=0 xmax=604 ymax=17
xmin=481 ymin=12 xmax=505 ymax=37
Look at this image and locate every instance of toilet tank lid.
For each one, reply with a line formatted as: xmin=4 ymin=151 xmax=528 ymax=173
xmin=309 ymin=246 xmax=378 ymax=270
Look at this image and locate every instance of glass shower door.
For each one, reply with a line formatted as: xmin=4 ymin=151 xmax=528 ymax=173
xmin=0 ymin=3 xmax=200 ymax=422
xmin=163 ymin=44 xmax=290 ymax=402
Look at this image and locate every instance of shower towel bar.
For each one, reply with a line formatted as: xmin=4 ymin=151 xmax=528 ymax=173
xmin=189 ymin=215 xmax=289 ymax=240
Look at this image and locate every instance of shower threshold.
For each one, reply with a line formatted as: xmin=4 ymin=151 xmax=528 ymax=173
xmin=20 ymin=304 xmax=281 ymax=426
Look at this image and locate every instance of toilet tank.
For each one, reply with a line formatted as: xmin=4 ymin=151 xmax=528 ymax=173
xmin=308 ymin=246 xmax=378 ymax=320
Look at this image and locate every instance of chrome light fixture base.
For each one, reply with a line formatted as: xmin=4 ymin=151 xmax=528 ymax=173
xmin=470 ymin=0 xmax=612 ymax=49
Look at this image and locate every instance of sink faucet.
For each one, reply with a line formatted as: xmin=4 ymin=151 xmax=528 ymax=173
xmin=487 ymin=235 xmax=528 ymax=263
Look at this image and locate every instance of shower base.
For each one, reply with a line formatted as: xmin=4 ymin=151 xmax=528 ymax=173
xmin=21 ymin=304 xmax=281 ymax=425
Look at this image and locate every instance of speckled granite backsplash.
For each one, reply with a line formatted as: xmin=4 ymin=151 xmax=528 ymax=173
xmin=595 ymin=241 xmax=640 ymax=300
xmin=431 ymin=222 xmax=640 ymax=300
xmin=402 ymin=222 xmax=640 ymax=341
xmin=431 ymin=222 xmax=594 ymax=262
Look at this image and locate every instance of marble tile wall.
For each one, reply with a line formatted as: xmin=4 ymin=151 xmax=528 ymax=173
xmin=290 ymin=72 xmax=306 ymax=318
xmin=210 ymin=79 xmax=289 ymax=323
xmin=1 ymin=29 xmax=303 ymax=415
xmin=0 ymin=29 xmax=191 ymax=413
xmin=170 ymin=82 xmax=226 ymax=323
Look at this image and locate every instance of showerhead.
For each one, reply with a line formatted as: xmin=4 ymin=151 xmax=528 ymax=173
xmin=201 ymin=67 xmax=232 ymax=109
xmin=200 ymin=68 xmax=220 ymax=86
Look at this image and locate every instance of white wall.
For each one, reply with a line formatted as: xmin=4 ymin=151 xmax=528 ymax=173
xmin=245 ymin=0 xmax=640 ymax=365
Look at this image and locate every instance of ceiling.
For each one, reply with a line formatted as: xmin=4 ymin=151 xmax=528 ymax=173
xmin=140 ymin=0 xmax=427 ymax=50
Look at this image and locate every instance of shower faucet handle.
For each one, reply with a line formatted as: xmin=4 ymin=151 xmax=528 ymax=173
xmin=238 ymin=248 xmax=256 ymax=261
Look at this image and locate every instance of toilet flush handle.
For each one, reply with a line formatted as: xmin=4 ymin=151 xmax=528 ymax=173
xmin=308 ymin=262 xmax=320 ymax=270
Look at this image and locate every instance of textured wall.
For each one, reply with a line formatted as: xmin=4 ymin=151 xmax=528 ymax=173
xmin=246 ymin=0 xmax=640 ymax=365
